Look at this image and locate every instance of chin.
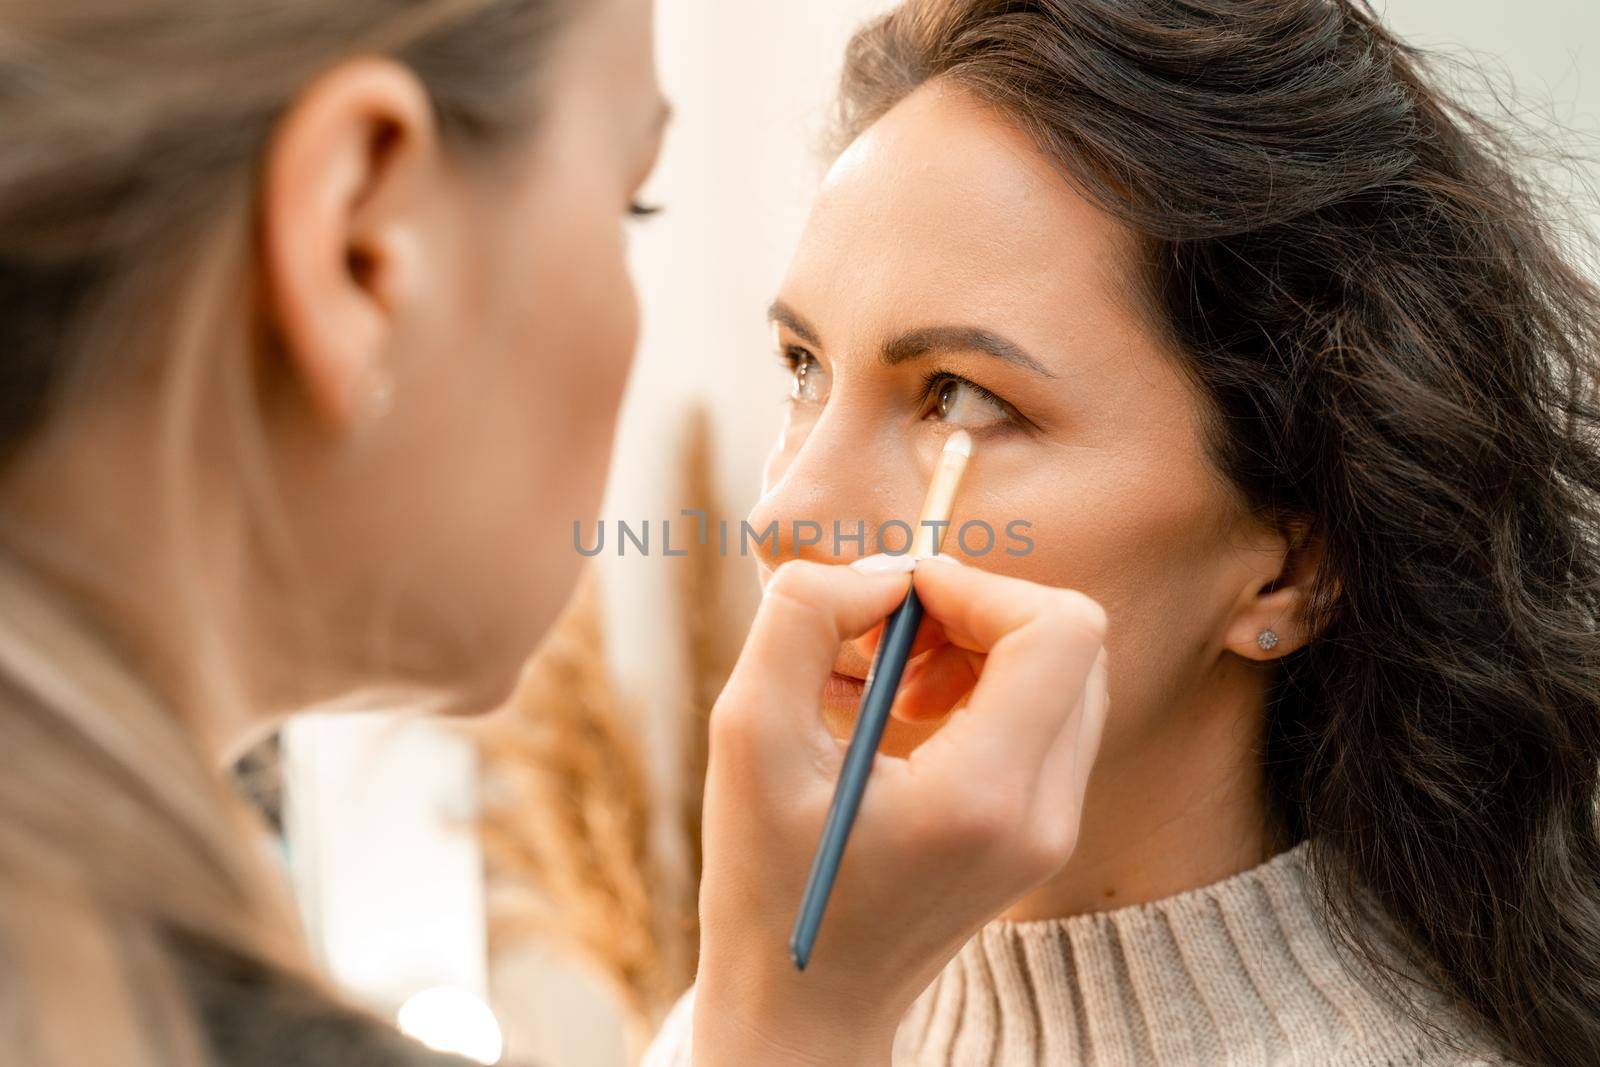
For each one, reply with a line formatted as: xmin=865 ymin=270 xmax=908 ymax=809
xmin=393 ymin=599 xmax=568 ymax=719
xmin=439 ymin=661 xmax=529 ymax=717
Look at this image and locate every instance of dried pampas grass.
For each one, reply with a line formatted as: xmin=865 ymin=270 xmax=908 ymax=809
xmin=477 ymin=405 xmax=750 ymax=1037
xmin=479 ymin=568 xmax=676 ymax=1030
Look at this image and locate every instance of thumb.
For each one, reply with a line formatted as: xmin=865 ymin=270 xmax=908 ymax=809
xmin=713 ymin=560 xmax=910 ymax=770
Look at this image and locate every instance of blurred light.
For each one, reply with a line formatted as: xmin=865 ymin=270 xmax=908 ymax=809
xmin=397 ymin=987 xmax=504 ymax=1065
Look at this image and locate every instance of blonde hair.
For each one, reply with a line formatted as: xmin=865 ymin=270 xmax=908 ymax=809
xmin=0 ymin=1 xmax=576 ymax=1062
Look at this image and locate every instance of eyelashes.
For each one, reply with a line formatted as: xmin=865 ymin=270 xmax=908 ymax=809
xmin=782 ymin=346 xmax=829 ymax=403
xmin=917 ymin=370 xmax=1018 ymax=431
xmin=777 ymin=346 xmax=1025 ymax=432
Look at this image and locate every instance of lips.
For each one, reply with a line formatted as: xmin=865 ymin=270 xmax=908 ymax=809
xmin=819 ymin=640 xmax=947 ymax=758
xmin=821 ymin=670 xmax=866 ymax=703
xmin=814 ymin=637 xmax=880 ymax=740
xmin=831 ymin=635 xmax=876 ymax=683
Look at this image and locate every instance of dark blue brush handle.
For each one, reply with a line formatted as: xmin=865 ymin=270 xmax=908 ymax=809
xmin=789 ymin=583 xmax=925 ymax=971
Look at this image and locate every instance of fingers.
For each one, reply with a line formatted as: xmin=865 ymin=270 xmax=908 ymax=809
xmin=908 ymin=559 xmax=1106 ymax=781
xmin=909 ymin=557 xmax=1104 ymax=656
xmin=1034 ymin=645 xmax=1110 ymax=819
xmin=890 ymin=644 xmax=980 ymax=723
xmin=849 ymin=613 xmax=950 ymax=672
xmin=713 ymin=559 xmax=910 ymax=764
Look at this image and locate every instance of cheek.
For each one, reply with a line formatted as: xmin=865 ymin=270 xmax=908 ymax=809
xmin=399 ymin=182 xmax=638 ymax=694
xmin=492 ymin=190 xmax=637 ymax=575
xmin=947 ymin=441 xmax=1235 ymax=735
xmin=988 ymin=453 xmax=1243 ymax=748
xmin=515 ymin=207 xmax=638 ymax=465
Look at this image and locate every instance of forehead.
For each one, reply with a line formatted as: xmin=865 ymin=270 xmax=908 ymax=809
xmin=783 ymin=82 xmax=1139 ymax=353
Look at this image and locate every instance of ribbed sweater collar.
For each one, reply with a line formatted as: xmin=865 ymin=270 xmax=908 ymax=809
xmin=891 ymin=840 xmax=1494 ymax=1066
xmin=643 ymin=840 xmax=1510 ymax=1067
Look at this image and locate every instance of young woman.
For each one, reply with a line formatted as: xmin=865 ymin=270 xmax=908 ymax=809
xmin=0 ymin=1 xmax=1110 ymax=1064
xmin=647 ymin=1 xmax=1600 ymax=1065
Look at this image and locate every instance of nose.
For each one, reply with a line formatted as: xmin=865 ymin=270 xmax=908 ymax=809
xmin=747 ymin=407 xmax=931 ymax=566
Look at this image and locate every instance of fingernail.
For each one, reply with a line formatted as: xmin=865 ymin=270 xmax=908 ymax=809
xmin=913 ymin=552 xmax=964 ymax=568
xmin=849 ymin=553 xmax=916 ymax=575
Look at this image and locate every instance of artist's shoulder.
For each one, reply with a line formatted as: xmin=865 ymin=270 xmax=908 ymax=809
xmin=641 ymin=985 xmax=696 ymax=1067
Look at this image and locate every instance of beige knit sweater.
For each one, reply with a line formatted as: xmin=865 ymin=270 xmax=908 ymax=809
xmin=642 ymin=841 xmax=1514 ymax=1066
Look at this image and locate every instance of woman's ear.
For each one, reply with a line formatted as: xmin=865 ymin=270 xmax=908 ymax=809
xmin=1225 ymin=523 xmax=1326 ymax=660
xmin=259 ymin=57 xmax=438 ymax=430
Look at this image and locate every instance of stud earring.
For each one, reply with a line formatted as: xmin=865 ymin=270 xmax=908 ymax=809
xmin=1257 ymin=628 xmax=1279 ymax=652
xmin=355 ymin=364 xmax=395 ymax=423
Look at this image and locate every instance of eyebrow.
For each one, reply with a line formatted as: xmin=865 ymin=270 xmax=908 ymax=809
xmin=767 ymin=299 xmax=1056 ymax=379
xmin=883 ymin=325 xmax=1056 ymax=378
xmin=767 ymin=300 xmax=823 ymax=348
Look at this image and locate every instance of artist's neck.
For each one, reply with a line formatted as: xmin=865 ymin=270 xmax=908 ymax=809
xmin=1002 ymin=659 xmax=1278 ymax=922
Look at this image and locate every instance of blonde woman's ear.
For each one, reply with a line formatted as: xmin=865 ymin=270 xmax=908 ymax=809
xmin=258 ymin=57 xmax=437 ymax=430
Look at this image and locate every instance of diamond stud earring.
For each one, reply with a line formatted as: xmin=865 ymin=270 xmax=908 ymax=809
xmin=1257 ymin=628 xmax=1279 ymax=652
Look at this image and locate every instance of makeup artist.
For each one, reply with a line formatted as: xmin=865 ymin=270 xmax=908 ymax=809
xmin=0 ymin=1 xmax=1109 ymax=1065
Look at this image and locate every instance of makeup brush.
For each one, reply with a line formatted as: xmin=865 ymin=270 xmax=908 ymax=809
xmin=789 ymin=429 xmax=974 ymax=971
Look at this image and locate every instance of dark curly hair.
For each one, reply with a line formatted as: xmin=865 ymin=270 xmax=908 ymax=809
xmin=836 ymin=1 xmax=1600 ymax=1063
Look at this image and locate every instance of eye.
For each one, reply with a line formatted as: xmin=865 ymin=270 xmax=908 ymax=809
xmin=782 ymin=347 xmax=831 ymax=404
xmin=923 ymin=374 xmax=1014 ymax=430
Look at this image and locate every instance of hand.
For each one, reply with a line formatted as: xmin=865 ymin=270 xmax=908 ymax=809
xmin=692 ymin=556 xmax=1109 ymax=1067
